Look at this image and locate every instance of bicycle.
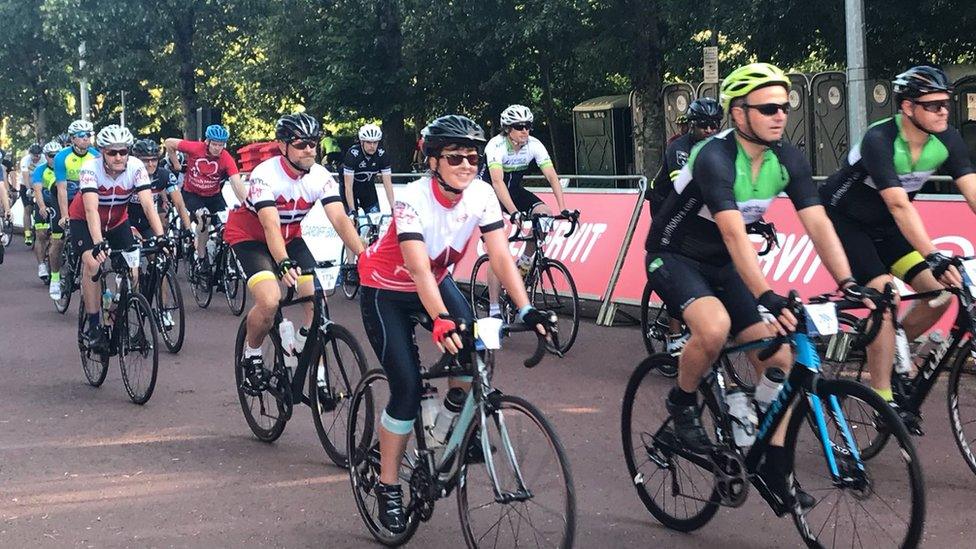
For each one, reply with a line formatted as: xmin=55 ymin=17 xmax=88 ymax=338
xmin=822 ymin=256 xmax=976 ymax=473
xmin=621 ymin=289 xmax=924 ymax=547
xmin=77 ymin=244 xmax=160 ymax=404
xmin=469 ymin=209 xmax=581 ymax=354
xmin=338 ymin=212 xmax=391 ymax=300
xmin=54 ymin=224 xmax=83 ymax=314
xmin=0 ymin=214 xmax=10 ymax=263
xmin=188 ymin=209 xmax=246 ymax=315
xmin=138 ymin=237 xmax=186 ymax=353
xmin=233 ymin=261 xmax=370 ymax=467
xmin=347 ymin=314 xmax=575 ymax=547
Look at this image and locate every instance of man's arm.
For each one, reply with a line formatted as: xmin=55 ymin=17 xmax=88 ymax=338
xmin=324 ymin=200 xmax=365 ymax=254
xmin=540 ymin=164 xmax=566 ymax=212
xmin=0 ymin=178 xmax=9 ymax=214
xmin=953 ymin=174 xmax=976 ymax=217
xmin=163 ymin=138 xmax=182 ymax=172
xmin=56 ymin=184 xmax=69 ymax=226
xmin=879 ymin=188 xmax=938 ymax=256
xmin=343 ymin=172 xmax=356 ymax=213
xmin=257 ymin=206 xmax=288 ymax=264
xmin=715 ymin=210 xmax=770 ymax=297
xmin=168 ymin=189 xmax=193 ymax=229
xmin=137 ymin=189 xmax=165 ymax=237
xmin=81 ymin=191 xmax=104 ymax=245
xmin=380 ymin=172 xmax=395 ymax=212
xmin=227 ymin=173 xmax=246 ymax=204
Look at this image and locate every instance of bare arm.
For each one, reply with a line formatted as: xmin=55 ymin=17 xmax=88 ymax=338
xmin=163 ymin=138 xmax=182 ymax=172
xmin=879 ymin=187 xmax=937 ymax=256
xmin=137 ymin=189 xmax=165 ymax=237
xmin=344 ymin=172 xmax=356 ymax=212
xmin=0 ymin=180 xmax=9 ymax=214
xmin=256 ymin=207 xmax=288 ymax=263
xmin=324 ymin=201 xmax=365 ymax=254
xmin=82 ymin=192 xmax=104 ymax=245
xmin=227 ymin=173 xmax=246 ymax=204
xmin=168 ymin=189 xmax=192 ymax=229
xmin=954 ymin=174 xmax=976 ymax=217
xmin=381 ymin=172 xmax=395 ymax=212
xmin=56 ymin=184 xmax=69 ymax=226
xmin=540 ymin=164 xmax=566 ymax=211
xmin=401 ymin=239 xmax=451 ymax=319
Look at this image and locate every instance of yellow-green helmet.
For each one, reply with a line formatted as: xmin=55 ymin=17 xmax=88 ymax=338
xmin=719 ymin=63 xmax=790 ymax=112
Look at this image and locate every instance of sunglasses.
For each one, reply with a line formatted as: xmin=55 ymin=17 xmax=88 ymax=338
xmin=73 ymin=131 xmax=93 ymax=138
xmin=694 ymin=122 xmax=720 ymax=130
xmin=745 ymin=102 xmax=791 ymax=116
xmin=509 ymin=123 xmax=532 ymax=131
xmin=912 ymin=99 xmax=950 ymax=113
xmin=45 ymin=153 xmax=57 ymax=158
xmin=289 ymin=139 xmax=317 ymax=150
xmin=139 ymin=156 xmax=159 ymax=163
xmin=103 ymin=148 xmax=129 ymax=157
xmin=440 ymin=153 xmax=481 ymax=167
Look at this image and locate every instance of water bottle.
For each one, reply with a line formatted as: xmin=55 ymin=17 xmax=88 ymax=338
xmin=420 ymin=386 xmax=441 ymax=448
xmin=432 ymin=387 xmax=467 ymax=445
xmin=754 ymin=367 xmax=786 ymax=415
xmin=101 ymin=288 xmax=114 ymax=324
xmin=726 ymin=389 xmax=756 ymax=447
xmin=206 ymin=238 xmax=217 ymax=264
xmin=294 ymin=326 xmax=308 ymax=355
xmin=278 ymin=319 xmax=298 ymax=378
xmin=894 ymin=327 xmax=912 ymax=374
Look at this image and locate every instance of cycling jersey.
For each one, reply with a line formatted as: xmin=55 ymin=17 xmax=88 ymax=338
xmin=128 ymin=166 xmax=177 ymax=205
xmin=342 ymin=143 xmax=392 ymax=183
xmin=648 ymin=132 xmax=698 ymax=213
xmin=53 ymin=146 xmax=100 ymax=202
xmin=224 ymin=156 xmax=342 ymax=245
xmin=67 ymin=156 xmax=150 ymax=230
xmin=646 ymin=128 xmax=819 ymax=266
xmin=177 ymin=140 xmax=239 ymax=197
xmin=20 ymin=154 xmax=42 ymax=175
xmin=820 ymin=115 xmax=974 ymax=227
xmin=32 ymin=164 xmax=57 ymax=202
xmin=358 ymin=176 xmax=504 ymax=292
xmin=483 ymin=134 xmax=553 ymax=189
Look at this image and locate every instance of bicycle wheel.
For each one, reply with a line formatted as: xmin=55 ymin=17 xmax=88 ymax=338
xmin=55 ymin=247 xmax=74 ymax=314
xmin=190 ymin=261 xmax=213 ymax=309
xmin=722 ymin=352 xmax=757 ymax=392
xmin=620 ymin=354 xmax=720 ymax=531
xmin=77 ymin=300 xmax=109 ymax=387
xmin=234 ymin=318 xmax=288 ymax=442
xmin=640 ymin=282 xmax=678 ymax=377
xmin=223 ymin=247 xmax=246 ymax=315
xmin=458 ymin=393 xmax=576 ymax=548
xmin=347 ymin=369 xmax=420 ymax=545
xmin=531 ymin=259 xmax=579 ymax=354
xmin=118 ymin=292 xmax=159 ymax=404
xmin=341 ymin=248 xmax=360 ymax=300
xmin=947 ymin=339 xmax=976 ymax=477
xmin=788 ymin=379 xmax=925 ymax=548
xmin=157 ymin=265 xmax=186 ymax=353
xmin=468 ymin=254 xmax=492 ymax=318
xmin=309 ymin=324 xmax=369 ymax=467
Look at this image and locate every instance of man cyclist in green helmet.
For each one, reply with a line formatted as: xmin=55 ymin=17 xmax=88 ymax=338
xmin=645 ymin=62 xmax=874 ymax=510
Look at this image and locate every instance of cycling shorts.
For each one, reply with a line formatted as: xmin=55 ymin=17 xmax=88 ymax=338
xmin=503 ymin=184 xmax=545 ymax=215
xmin=827 ymin=210 xmax=927 ymax=285
xmin=183 ymin=191 xmax=226 ymax=221
xmin=19 ymin=186 xmax=33 ymax=205
xmin=68 ymin=218 xmax=135 ymax=255
xmin=339 ymin=179 xmax=380 ymax=213
xmin=231 ymin=238 xmax=316 ymax=289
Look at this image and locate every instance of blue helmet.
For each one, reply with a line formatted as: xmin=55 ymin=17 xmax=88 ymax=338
xmin=205 ymin=124 xmax=229 ymax=141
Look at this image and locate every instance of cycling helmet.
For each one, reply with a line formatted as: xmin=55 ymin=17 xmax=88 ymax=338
xmin=95 ymin=124 xmax=134 ymax=148
xmin=42 ymin=141 xmax=61 ymax=155
xmin=28 ymin=143 xmax=43 ymax=155
xmin=500 ymin=104 xmax=534 ymax=127
xmin=675 ymin=114 xmax=689 ymax=125
xmin=132 ymin=138 xmax=160 ymax=158
xmin=275 ymin=112 xmax=322 ymax=142
xmin=719 ymin=63 xmax=790 ymax=112
xmin=57 ymin=133 xmax=71 ymax=146
xmin=686 ymin=98 xmax=723 ymax=125
xmin=204 ymin=124 xmax=229 ymax=141
xmin=421 ymin=115 xmax=487 ymax=157
xmin=893 ymin=66 xmax=953 ymax=102
xmin=67 ymin=119 xmax=94 ymax=134
xmin=358 ymin=123 xmax=383 ymax=142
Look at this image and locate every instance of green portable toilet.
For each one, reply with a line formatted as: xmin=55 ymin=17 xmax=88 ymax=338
xmin=786 ymin=73 xmax=813 ymax=168
xmin=811 ymin=71 xmax=849 ymax=176
xmin=662 ymin=83 xmax=696 ymax=141
xmin=952 ymin=75 xmax=976 ymax=165
xmin=866 ymin=79 xmax=896 ymax=123
xmin=572 ymin=95 xmax=633 ymax=176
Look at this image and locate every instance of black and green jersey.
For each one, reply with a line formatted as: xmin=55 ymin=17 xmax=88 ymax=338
xmin=646 ymin=128 xmax=820 ymax=266
xmin=820 ymin=115 xmax=974 ymax=227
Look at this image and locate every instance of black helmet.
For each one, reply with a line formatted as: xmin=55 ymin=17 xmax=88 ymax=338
xmin=132 ymin=138 xmax=160 ymax=158
xmin=893 ymin=66 xmax=953 ymax=102
xmin=28 ymin=143 xmax=43 ymax=155
xmin=421 ymin=115 xmax=486 ymax=157
xmin=686 ymin=98 xmax=723 ymax=125
xmin=275 ymin=112 xmax=322 ymax=142
xmin=57 ymin=133 xmax=71 ymax=147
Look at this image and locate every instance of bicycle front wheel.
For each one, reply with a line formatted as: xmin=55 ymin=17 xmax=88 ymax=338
xmin=77 ymin=299 xmax=109 ymax=386
xmin=309 ymin=324 xmax=369 ymax=467
xmin=457 ymin=393 xmax=576 ymax=548
xmin=190 ymin=261 xmax=213 ymax=309
xmin=468 ymin=254 xmax=492 ymax=318
xmin=234 ymin=318 xmax=288 ymax=442
xmin=789 ymin=379 xmax=925 ymax=548
xmin=119 ymin=292 xmax=159 ymax=404
xmin=55 ymin=246 xmax=74 ymax=314
xmin=531 ymin=259 xmax=580 ymax=354
xmin=947 ymin=339 xmax=976 ymax=477
xmin=157 ymin=265 xmax=186 ymax=353
xmin=223 ymin=247 xmax=246 ymax=315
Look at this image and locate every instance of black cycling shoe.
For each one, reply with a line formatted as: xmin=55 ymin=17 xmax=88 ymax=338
xmin=665 ymin=397 xmax=712 ymax=454
xmin=881 ymin=401 xmax=924 ymax=436
xmin=84 ymin=324 xmax=109 ymax=353
xmin=241 ymin=354 xmax=269 ymax=391
xmin=375 ymin=482 xmax=407 ymax=534
xmin=759 ymin=460 xmax=816 ymax=514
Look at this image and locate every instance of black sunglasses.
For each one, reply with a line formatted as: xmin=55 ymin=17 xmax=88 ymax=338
xmin=693 ymin=121 xmax=720 ymax=130
xmin=289 ymin=139 xmax=317 ymax=150
xmin=103 ymin=148 xmax=129 ymax=157
xmin=509 ymin=123 xmax=532 ymax=131
xmin=912 ymin=99 xmax=950 ymax=113
xmin=440 ymin=153 xmax=481 ymax=167
xmin=744 ymin=102 xmax=791 ymax=116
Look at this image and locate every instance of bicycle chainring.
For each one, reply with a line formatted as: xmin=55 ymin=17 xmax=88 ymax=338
xmin=711 ymin=447 xmax=749 ymax=507
xmin=409 ymin=463 xmax=437 ymax=522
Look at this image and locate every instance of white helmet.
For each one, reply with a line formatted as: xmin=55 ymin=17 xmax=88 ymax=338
xmin=358 ymin=123 xmax=383 ymax=142
xmin=42 ymin=141 xmax=61 ymax=155
xmin=67 ymin=119 xmax=94 ymax=134
xmin=500 ymin=104 xmax=534 ymax=127
xmin=95 ymin=124 xmax=135 ymax=148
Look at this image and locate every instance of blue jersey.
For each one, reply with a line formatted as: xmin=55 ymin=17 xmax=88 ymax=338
xmin=53 ymin=146 xmax=100 ymax=201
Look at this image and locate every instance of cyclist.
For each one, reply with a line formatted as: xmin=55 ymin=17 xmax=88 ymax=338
xmin=482 ymin=104 xmax=572 ymax=318
xmin=226 ymin=113 xmax=364 ymax=389
xmin=320 ymin=128 xmax=342 ymax=170
xmin=645 ymin=63 xmax=873 ymax=510
xmin=820 ymin=65 xmax=975 ymax=414
xmin=129 ymin=139 xmax=192 ymax=239
xmin=0 ymin=162 xmax=9 ymax=250
xmin=31 ymin=141 xmax=62 ymax=282
xmin=69 ymin=125 xmax=167 ymax=351
xmin=668 ymin=114 xmax=690 ymax=144
xmin=163 ymin=124 xmax=245 ymax=277
xmin=18 ymin=143 xmax=43 ymax=247
xmin=647 ymin=98 xmax=723 ymax=353
xmin=50 ymin=119 xmax=100 ymax=301
xmin=357 ymin=115 xmax=551 ymax=533
xmin=342 ymin=123 xmax=394 ymax=214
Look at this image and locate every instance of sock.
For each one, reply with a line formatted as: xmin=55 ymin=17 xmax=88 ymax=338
xmin=244 ymin=343 xmax=262 ymax=358
xmin=489 ymin=303 xmax=501 ymax=317
xmin=295 ymin=326 xmax=310 ymax=353
xmin=50 ymin=271 xmax=60 ymax=283
xmin=668 ymin=386 xmax=697 ymax=406
xmin=24 ymin=229 xmax=32 ymax=238
xmin=875 ymin=387 xmax=894 ymax=402
xmin=88 ymin=313 xmax=100 ymax=331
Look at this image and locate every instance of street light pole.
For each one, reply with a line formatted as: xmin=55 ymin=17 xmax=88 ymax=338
xmin=845 ymin=0 xmax=868 ymax=140
xmin=79 ymin=42 xmax=90 ymax=121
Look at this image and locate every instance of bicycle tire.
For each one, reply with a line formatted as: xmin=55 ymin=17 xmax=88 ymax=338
xmin=54 ymin=247 xmax=75 ymax=314
xmin=234 ymin=318 xmax=288 ymax=442
xmin=620 ymin=354 xmax=720 ymax=531
xmin=341 ymin=246 xmax=360 ymax=300
xmin=223 ymin=247 xmax=246 ymax=315
xmin=77 ymin=299 xmax=109 ymax=387
xmin=157 ymin=265 xmax=186 ymax=353
xmin=788 ymin=378 xmax=925 ymax=548
xmin=190 ymin=261 xmax=213 ymax=309
xmin=947 ymin=338 xmax=976 ymax=477
xmin=639 ymin=282 xmax=678 ymax=377
xmin=309 ymin=323 xmax=369 ymax=467
xmin=468 ymin=254 xmax=493 ymax=318
xmin=118 ymin=292 xmax=159 ymax=405
xmin=532 ymin=259 xmax=580 ymax=354
xmin=457 ymin=393 xmax=576 ymax=548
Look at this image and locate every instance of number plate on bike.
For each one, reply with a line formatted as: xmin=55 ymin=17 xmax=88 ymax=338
xmin=476 ymin=317 xmax=503 ymax=349
xmin=121 ymin=248 xmax=140 ymax=268
xmin=804 ymin=302 xmax=838 ymax=336
xmin=315 ymin=266 xmax=341 ymax=289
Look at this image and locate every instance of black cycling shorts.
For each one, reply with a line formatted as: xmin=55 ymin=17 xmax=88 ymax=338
xmin=183 ymin=191 xmax=226 ymax=220
xmin=828 ymin=210 xmax=927 ymax=285
xmin=231 ymin=238 xmax=316 ymax=287
xmin=503 ymin=184 xmax=545 ymax=215
xmin=339 ymin=179 xmax=380 ymax=213
xmin=19 ymin=186 xmax=33 ymax=205
xmin=68 ymin=218 xmax=135 ymax=255
xmin=645 ymin=251 xmax=762 ymax=336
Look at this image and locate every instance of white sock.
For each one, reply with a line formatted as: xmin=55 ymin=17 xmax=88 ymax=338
xmin=244 ymin=343 xmax=262 ymax=358
xmin=489 ymin=303 xmax=501 ymax=317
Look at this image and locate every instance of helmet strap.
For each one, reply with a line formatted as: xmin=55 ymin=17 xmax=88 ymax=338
xmin=904 ymin=109 xmax=938 ymax=136
xmin=431 ymin=168 xmax=463 ymax=197
xmin=736 ymin=112 xmax=779 ymax=148
xmin=282 ymin=142 xmax=311 ymax=176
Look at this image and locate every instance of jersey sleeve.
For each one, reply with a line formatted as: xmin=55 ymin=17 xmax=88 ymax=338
xmin=32 ymin=165 xmax=46 ymax=184
xmin=530 ymin=140 xmax=553 ymax=169
xmin=244 ymin=174 xmax=275 ymax=210
xmin=859 ymin=126 xmax=902 ymax=191
xmin=78 ymin=164 xmax=98 ymax=193
xmin=342 ymin=148 xmax=358 ymax=171
xmin=486 ymin=139 xmax=505 ymax=169
xmin=317 ymin=168 xmax=343 ymax=206
xmin=393 ymin=198 xmax=424 ymax=242
xmin=477 ymin=185 xmax=504 ymax=233
xmin=219 ymin=150 xmax=240 ymax=177
xmin=377 ymin=149 xmax=392 ymax=173
xmin=691 ymin=143 xmax=738 ymax=215
xmin=53 ymin=150 xmax=68 ymax=182
xmin=780 ymin=144 xmax=821 ymax=211
xmin=938 ymin=128 xmax=975 ymax=180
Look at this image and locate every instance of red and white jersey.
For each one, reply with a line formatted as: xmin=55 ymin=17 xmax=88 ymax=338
xmin=359 ymin=176 xmax=504 ymax=292
xmin=224 ymin=156 xmax=342 ymax=245
xmin=68 ymin=156 xmax=150 ymax=229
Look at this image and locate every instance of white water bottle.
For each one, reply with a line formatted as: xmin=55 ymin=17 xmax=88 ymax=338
xmin=279 ymin=319 xmax=298 ymax=376
xmin=420 ymin=387 xmax=441 ymax=448
xmin=754 ymin=367 xmax=786 ymax=415
xmin=206 ymin=238 xmax=217 ymax=263
xmin=432 ymin=387 xmax=467 ymax=445
xmin=726 ymin=389 xmax=756 ymax=447
xmin=894 ymin=327 xmax=912 ymax=374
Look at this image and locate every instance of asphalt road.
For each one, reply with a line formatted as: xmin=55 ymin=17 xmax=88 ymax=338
xmin=1 ymin=241 xmax=974 ymax=548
